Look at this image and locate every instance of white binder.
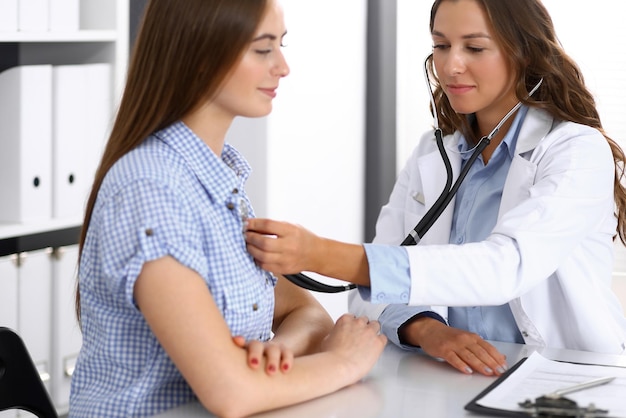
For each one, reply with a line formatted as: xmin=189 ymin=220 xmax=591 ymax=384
xmin=0 ymin=254 xmax=19 ymax=330
xmin=52 ymin=65 xmax=88 ymax=219
xmin=49 ymin=0 xmax=79 ymax=32
xmin=83 ymin=63 xmax=112 ymax=198
xmin=0 ymin=0 xmax=18 ymax=32
xmin=0 ymin=65 xmax=53 ymax=223
xmin=18 ymin=0 xmax=49 ymax=31
xmin=0 ymin=254 xmax=21 ymax=418
xmin=17 ymin=249 xmax=53 ymax=394
xmin=50 ymin=245 xmax=81 ymax=411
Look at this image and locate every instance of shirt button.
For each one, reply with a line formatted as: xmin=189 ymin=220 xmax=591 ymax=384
xmin=232 ymin=188 xmax=239 ymax=194
xmin=522 ymin=331 xmax=529 ymax=337
xmin=252 ymin=303 xmax=259 ymax=311
xmin=226 ymin=202 xmax=235 ymax=210
xmin=145 ymin=228 xmax=154 ymax=236
xmin=401 ymin=292 xmax=409 ymax=302
xmin=376 ymin=293 xmax=386 ymax=301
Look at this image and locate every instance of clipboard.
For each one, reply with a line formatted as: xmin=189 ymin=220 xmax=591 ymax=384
xmin=464 ymin=357 xmax=531 ymax=417
xmin=464 ymin=352 xmax=621 ymax=417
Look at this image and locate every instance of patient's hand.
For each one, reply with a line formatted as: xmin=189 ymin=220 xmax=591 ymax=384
xmin=233 ymin=335 xmax=294 ymax=375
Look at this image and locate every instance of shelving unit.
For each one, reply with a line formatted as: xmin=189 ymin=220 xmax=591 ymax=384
xmin=0 ymin=0 xmax=128 ymax=249
xmin=0 ymin=1 xmax=129 ymax=415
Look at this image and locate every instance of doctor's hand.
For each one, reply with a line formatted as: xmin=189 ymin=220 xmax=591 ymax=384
xmin=399 ymin=317 xmax=507 ymax=376
xmin=244 ymin=218 xmax=323 ymax=274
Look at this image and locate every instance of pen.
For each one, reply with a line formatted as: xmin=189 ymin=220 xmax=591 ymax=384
xmin=545 ymin=376 xmax=616 ymax=399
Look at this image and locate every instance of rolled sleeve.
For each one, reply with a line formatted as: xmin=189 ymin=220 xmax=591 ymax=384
xmin=98 ymin=178 xmax=207 ymax=308
xmin=362 ymin=243 xmax=411 ymax=303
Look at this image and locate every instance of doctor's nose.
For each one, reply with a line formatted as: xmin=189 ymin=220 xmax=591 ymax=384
xmin=443 ymin=49 xmax=466 ymax=76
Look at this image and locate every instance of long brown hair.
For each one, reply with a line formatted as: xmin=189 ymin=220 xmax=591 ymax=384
xmin=75 ymin=0 xmax=270 ymax=322
xmin=427 ymin=0 xmax=626 ymax=245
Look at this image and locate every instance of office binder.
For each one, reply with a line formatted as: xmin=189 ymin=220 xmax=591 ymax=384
xmin=0 ymin=0 xmax=18 ymax=32
xmin=0 ymin=65 xmax=53 ymax=224
xmin=18 ymin=0 xmax=49 ymax=32
xmin=0 ymin=255 xmax=18 ymax=331
xmin=83 ymin=63 xmax=112 ymax=197
xmin=52 ymin=65 xmax=88 ymax=219
xmin=17 ymin=249 xmax=53 ymax=394
xmin=50 ymin=245 xmax=81 ymax=410
xmin=49 ymin=0 xmax=79 ymax=32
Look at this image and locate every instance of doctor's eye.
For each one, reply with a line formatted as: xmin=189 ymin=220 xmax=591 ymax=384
xmin=467 ymin=46 xmax=485 ymax=53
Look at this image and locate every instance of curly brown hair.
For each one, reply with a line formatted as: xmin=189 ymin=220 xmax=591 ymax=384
xmin=427 ymin=0 xmax=626 ymax=245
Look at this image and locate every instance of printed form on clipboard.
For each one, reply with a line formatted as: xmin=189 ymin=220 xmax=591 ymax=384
xmin=466 ymin=351 xmax=626 ymax=417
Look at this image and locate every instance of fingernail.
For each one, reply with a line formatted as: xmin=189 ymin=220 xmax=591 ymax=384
xmin=250 ymin=358 xmax=259 ymax=366
xmin=484 ymin=367 xmax=493 ymax=374
xmin=268 ymin=365 xmax=276 ymax=373
xmin=282 ymin=364 xmax=289 ymax=371
xmin=496 ymin=366 xmax=506 ymax=374
xmin=465 ymin=367 xmax=473 ymax=374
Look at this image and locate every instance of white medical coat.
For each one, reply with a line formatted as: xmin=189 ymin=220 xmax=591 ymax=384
xmin=350 ymin=107 xmax=626 ymax=354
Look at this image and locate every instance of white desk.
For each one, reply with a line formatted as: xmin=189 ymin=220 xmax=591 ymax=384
xmin=153 ymin=342 xmax=626 ymax=418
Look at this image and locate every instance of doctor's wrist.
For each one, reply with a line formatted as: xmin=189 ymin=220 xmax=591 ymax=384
xmin=398 ymin=313 xmax=446 ymax=347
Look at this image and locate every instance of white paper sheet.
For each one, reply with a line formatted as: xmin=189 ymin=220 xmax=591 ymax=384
xmin=477 ymin=351 xmax=626 ymax=417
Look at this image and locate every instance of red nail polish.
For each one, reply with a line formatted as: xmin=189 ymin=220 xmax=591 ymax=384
xmin=268 ymin=365 xmax=276 ymax=372
xmin=282 ymin=364 xmax=289 ymax=371
xmin=251 ymin=358 xmax=259 ymax=366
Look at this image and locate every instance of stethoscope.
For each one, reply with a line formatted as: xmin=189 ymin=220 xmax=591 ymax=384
xmin=283 ymin=54 xmax=543 ymax=293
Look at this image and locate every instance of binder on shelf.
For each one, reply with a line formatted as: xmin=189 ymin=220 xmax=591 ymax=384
xmin=0 ymin=255 xmax=19 ymax=330
xmin=0 ymin=0 xmax=18 ymax=32
xmin=51 ymin=63 xmax=112 ymax=219
xmin=50 ymin=245 xmax=81 ymax=411
xmin=49 ymin=0 xmax=79 ymax=32
xmin=52 ymin=65 xmax=88 ymax=219
xmin=18 ymin=0 xmax=49 ymax=32
xmin=0 ymin=65 xmax=53 ymax=224
xmin=83 ymin=63 xmax=112 ymax=197
xmin=17 ymin=249 xmax=53 ymax=393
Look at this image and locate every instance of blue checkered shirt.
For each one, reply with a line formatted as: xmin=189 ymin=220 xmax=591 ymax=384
xmin=69 ymin=121 xmax=276 ymax=417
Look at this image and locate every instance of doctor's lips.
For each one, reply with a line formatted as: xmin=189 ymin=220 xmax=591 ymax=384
xmin=446 ymin=83 xmax=475 ymax=95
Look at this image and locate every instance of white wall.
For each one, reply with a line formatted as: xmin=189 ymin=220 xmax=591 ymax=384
xmin=396 ymin=0 xmax=626 ymax=313
xmin=396 ymin=1 xmax=433 ymax=171
xmin=228 ymin=1 xmax=367 ymax=321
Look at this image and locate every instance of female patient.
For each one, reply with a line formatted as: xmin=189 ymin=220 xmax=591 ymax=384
xmin=245 ymin=0 xmax=626 ymax=377
xmin=69 ymin=0 xmax=386 ymax=417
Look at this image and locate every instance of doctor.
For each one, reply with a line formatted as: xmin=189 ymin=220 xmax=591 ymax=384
xmin=245 ymin=0 xmax=626 ymax=376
